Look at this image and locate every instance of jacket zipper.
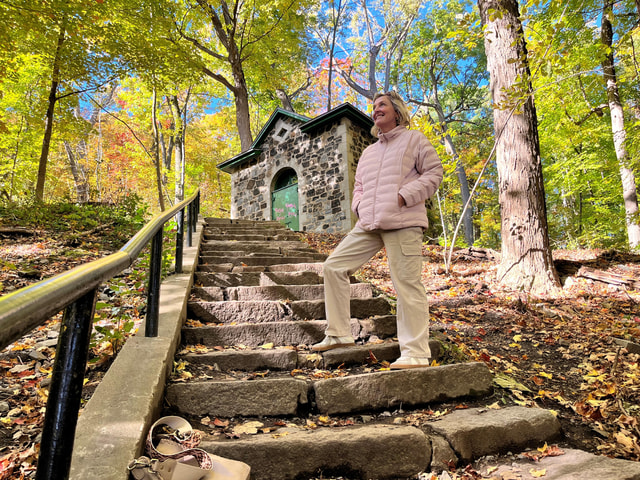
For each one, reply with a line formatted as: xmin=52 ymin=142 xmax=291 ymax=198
xmin=371 ymin=140 xmax=388 ymax=228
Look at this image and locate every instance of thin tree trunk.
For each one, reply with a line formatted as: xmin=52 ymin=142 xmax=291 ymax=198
xmin=35 ymin=22 xmax=66 ymax=202
xmin=327 ymin=0 xmax=344 ymax=111
xmin=8 ymin=116 xmax=26 ymax=202
xmin=168 ymin=94 xmax=187 ymax=203
xmin=151 ymin=88 xmax=166 ymax=211
xmin=63 ymin=141 xmax=89 ymax=203
xmin=601 ymin=0 xmax=640 ymax=248
xmin=432 ymin=102 xmax=474 ymax=245
xmin=478 ymin=0 xmax=560 ymax=295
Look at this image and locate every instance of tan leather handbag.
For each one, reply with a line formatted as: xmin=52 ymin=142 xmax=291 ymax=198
xmin=128 ymin=416 xmax=250 ymax=480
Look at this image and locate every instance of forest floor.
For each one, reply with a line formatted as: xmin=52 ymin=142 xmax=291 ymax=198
xmin=1 ymin=226 xmax=640 ymax=478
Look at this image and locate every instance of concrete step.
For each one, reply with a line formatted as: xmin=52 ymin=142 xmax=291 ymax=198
xmin=201 ymin=424 xmax=430 ymax=480
xmin=205 ymin=226 xmax=292 ymax=235
xmin=183 ymin=319 xmax=327 ymax=347
xmin=200 ymin=254 xmax=326 ymax=266
xmin=203 ymin=233 xmax=301 ymax=242
xmin=190 ymin=283 xmax=373 ymax=302
xmin=200 ymin=241 xmax=316 ymax=253
xmin=204 ymin=218 xmax=283 ymax=228
xmin=166 ymin=362 xmax=492 ymax=418
xmin=179 ymin=340 xmax=442 ymax=371
xmin=195 ymin=270 xmax=324 ymax=286
xmin=182 ymin=317 xmax=401 ymax=347
xmin=195 ymin=406 xmax=562 ymax=480
xmin=187 ymin=297 xmax=391 ymax=324
xmin=196 ymin=262 xmax=326 ymax=274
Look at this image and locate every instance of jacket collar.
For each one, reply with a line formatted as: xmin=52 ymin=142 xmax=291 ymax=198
xmin=378 ymin=125 xmax=407 ymax=143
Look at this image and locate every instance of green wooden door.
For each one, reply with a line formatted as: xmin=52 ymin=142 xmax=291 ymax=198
xmin=271 ymin=183 xmax=299 ymax=231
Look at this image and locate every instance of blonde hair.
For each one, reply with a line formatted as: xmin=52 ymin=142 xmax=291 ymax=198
xmin=371 ymin=91 xmax=411 ymax=137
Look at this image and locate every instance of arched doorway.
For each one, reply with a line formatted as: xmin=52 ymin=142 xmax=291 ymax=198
xmin=271 ymin=168 xmax=299 ymax=231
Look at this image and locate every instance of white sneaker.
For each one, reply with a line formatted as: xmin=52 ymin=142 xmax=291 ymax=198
xmin=389 ymin=357 xmax=431 ymax=369
xmin=311 ymin=335 xmax=355 ymax=352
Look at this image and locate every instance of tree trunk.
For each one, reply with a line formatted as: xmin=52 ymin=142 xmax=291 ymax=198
xmin=432 ymin=102 xmax=474 ymax=245
xmin=151 ymin=88 xmax=166 ymax=211
xmin=230 ymin=62 xmax=253 ymax=151
xmin=63 ymin=141 xmax=89 ymax=203
xmin=478 ymin=0 xmax=560 ymax=295
xmin=601 ymin=0 xmax=640 ymax=248
xmin=194 ymin=0 xmax=253 ymax=151
xmin=326 ymin=0 xmax=344 ymax=111
xmin=35 ymin=22 xmax=66 ymax=202
xmin=168 ymin=94 xmax=187 ymax=203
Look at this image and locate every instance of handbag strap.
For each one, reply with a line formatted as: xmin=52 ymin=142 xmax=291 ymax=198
xmin=145 ymin=418 xmax=213 ymax=470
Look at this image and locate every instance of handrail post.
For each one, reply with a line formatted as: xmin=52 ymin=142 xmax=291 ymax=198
xmin=175 ymin=209 xmax=184 ymax=274
xmin=196 ymin=191 xmax=200 ymax=223
xmin=187 ymin=202 xmax=194 ymax=247
xmin=145 ymin=228 xmax=163 ymax=337
xmin=36 ymin=289 xmax=97 ymax=480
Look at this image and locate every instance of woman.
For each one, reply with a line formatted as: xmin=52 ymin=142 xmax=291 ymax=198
xmin=312 ymin=91 xmax=443 ymax=369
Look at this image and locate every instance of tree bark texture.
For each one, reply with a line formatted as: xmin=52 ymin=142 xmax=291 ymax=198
xmin=601 ymin=1 xmax=640 ymax=248
xmin=478 ymin=0 xmax=560 ymax=294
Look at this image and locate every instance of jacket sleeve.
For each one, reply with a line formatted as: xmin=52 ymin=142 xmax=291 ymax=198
xmin=398 ymin=134 xmax=443 ymax=208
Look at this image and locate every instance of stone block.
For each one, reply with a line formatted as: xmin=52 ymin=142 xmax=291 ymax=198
xmin=166 ymin=378 xmax=308 ymax=417
xmin=429 ymin=406 xmax=561 ymax=462
xmin=182 ymin=348 xmax=298 ymax=371
xmin=313 ymin=362 xmax=493 ymax=415
xmin=200 ymin=425 xmax=430 ymax=480
xmin=182 ymin=321 xmax=327 ymax=348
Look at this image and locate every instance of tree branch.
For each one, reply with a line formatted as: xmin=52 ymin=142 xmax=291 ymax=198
xmin=85 ymin=94 xmax=153 ymax=160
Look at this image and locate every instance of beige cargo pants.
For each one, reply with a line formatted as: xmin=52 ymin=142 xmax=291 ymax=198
xmin=322 ymin=226 xmax=431 ymax=360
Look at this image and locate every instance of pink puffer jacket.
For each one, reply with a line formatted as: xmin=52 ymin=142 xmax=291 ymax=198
xmin=352 ymin=126 xmax=443 ymax=231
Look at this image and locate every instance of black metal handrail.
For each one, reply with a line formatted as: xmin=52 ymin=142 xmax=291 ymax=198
xmin=0 ymin=189 xmax=200 ymax=480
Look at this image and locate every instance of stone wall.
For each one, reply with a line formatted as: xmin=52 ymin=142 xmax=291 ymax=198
xmin=229 ymin=116 xmax=374 ymax=233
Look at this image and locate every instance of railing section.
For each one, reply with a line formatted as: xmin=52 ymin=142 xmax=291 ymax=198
xmin=0 ymin=189 xmax=200 ymax=480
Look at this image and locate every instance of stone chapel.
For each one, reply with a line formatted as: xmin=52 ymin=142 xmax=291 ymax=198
xmin=217 ymin=103 xmax=375 ymax=233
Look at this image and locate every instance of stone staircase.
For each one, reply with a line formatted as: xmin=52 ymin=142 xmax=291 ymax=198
xmin=161 ymin=218 xmax=561 ymax=480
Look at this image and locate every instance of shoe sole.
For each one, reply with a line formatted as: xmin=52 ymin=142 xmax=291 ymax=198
xmin=311 ymin=342 xmax=356 ymax=352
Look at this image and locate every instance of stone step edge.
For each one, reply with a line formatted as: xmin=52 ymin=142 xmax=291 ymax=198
xmin=196 ymin=406 xmax=561 ymax=480
xmin=181 ymin=317 xmax=399 ymax=348
xmin=187 ymin=297 xmax=392 ymax=325
xmin=178 ymin=339 xmax=443 ymax=371
xmin=195 ymin=262 xmax=324 ymax=274
xmin=165 ymin=362 xmax=493 ymax=418
xmin=199 ymin=255 xmax=326 ymax=267
xmin=190 ymin=283 xmax=373 ymax=302
xmin=194 ymin=269 xmax=325 ymax=285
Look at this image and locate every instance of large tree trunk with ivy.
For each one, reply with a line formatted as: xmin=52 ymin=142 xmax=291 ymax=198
xmin=478 ymin=0 xmax=560 ymax=295
xmin=601 ymin=0 xmax=640 ymax=249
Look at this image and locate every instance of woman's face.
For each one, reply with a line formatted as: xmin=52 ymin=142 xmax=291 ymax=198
xmin=372 ymin=95 xmax=398 ymax=133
